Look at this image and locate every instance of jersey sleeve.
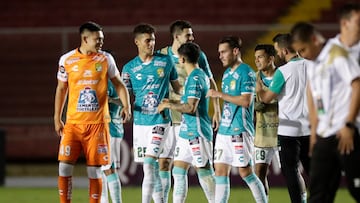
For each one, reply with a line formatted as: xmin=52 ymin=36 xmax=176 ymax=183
xmin=334 ymin=55 xmax=360 ymax=85
xmin=198 ymin=51 xmax=214 ymax=79
xmin=240 ymin=68 xmax=256 ymax=94
xmin=106 ymin=53 xmax=120 ymax=79
xmin=57 ymin=56 xmax=68 ymax=82
xmin=121 ymin=65 xmax=132 ymax=91
xmin=269 ymin=69 xmax=285 ymax=94
xmin=186 ymin=74 xmax=202 ymax=100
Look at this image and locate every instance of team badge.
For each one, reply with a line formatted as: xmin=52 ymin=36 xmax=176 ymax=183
xmin=95 ymin=63 xmax=102 ymax=71
xmin=157 ymin=68 xmax=164 ymax=78
xmin=230 ymin=80 xmax=236 ymax=90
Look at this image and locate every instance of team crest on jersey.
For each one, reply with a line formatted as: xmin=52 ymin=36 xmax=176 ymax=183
xmin=95 ymin=63 xmax=102 ymax=71
xmin=142 ymin=92 xmax=159 ymax=114
xmin=157 ymin=68 xmax=164 ymax=78
xmin=230 ymin=80 xmax=236 ymax=90
xmin=77 ymin=87 xmax=99 ymax=112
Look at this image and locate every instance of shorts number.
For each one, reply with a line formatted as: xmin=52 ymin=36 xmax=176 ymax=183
xmin=214 ymin=149 xmax=223 ymax=160
xmin=174 ymin=147 xmax=180 ymax=157
xmin=256 ymin=150 xmax=266 ymax=161
xmin=137 ymin=147 xmax=147 ymax=158
xmin=59 ymin=145 xmax=71 ymax=157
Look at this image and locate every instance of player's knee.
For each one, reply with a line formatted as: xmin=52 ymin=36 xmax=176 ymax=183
xmin=159 ymin=158 xmax=172 ymax=171
xmin=87 ymin=166 xmax=102 ymax=179
xmin=59 ymin=162 xmax=74 ymax=176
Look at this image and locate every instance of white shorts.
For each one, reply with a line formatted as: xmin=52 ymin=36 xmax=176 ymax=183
xmin=254 ymin=146 xmax=279 ymax=165
xmin=214 ymin=132 xmax=254 ymax=167
xmin=159 ymin=124 xmax=178 ymax=159
xmin=101 ymin=137 xmax=123 ymax=171
xmin=174 ymin=136 xmax=213 ymax=168
xmin=133 ymin=123 xmax=170 ymax=163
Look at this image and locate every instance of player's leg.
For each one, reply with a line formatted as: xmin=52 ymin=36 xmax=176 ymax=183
xmin=142 ymin=124 xmax=168 ymax=203
xmin=157 ymin=125 xmax=176 ymax=203
xmin=192 ymin=137 xmax=215 ymax=203
xmin=236 ymin=133 xmax=267 ymax=203
xmin=58 ymin=123 xmax=81 ymax=203
xmin=308 ymin=136 xmax=341 ymax=203
xmin=254 ymin=147 xmax=275 ymax=198
xmin=278 ymin=135 xmax=306 ymax=203
xmin=101 ymin=136 xmax=123 ymax=203
xmin=172 ymin=136 xmax=192 ymax=203
xmin=214 ymin=134 xmax=232 ymax=203
xmin=86 ymin=123 xmax=111 ymax=203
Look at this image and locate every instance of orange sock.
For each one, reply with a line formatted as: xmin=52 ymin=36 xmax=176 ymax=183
xmin=89 ymin=178 xmax=102 ymax=203
xmin=58 ymin=176 xmax=72 ymax=203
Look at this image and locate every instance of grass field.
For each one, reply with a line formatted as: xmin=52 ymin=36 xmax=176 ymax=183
xmin=0 ymin=186 xmax=355 ymax=203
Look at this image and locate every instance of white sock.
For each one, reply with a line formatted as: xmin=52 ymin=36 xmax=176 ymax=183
xmin=301 ymin=191 xmax=307 ymax=203
xmin=159 ymin=171 xmax=171 ymax=203
xmin=172 ymin=166 xmax=188 ymax=203
xmin=243 ymin=173 xmax=267 ymax=203
xmin=143 ymin=157 xmax=163 ymax=203
xmin=107 ymin=173 xmax=122 ymax=203
xmin=215 ymin=176 xmax=230 ymax=203
xmin=100 ymin=172 xmax=109 ymax=203
xmin=197 ymin=168 xmax=216 ymax=203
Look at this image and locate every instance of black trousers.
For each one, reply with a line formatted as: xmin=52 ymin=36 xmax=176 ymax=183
xmin=309 ymin=133 xmax=360 ymax=203
xmin=279 ymin=135 xmax=310 ymax=203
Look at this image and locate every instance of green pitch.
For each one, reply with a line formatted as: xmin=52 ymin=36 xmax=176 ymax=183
xmin=0 ymin=186 xmax=355 ymax=202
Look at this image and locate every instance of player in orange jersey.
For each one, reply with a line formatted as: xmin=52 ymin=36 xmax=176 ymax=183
xmin=54 ymin=21 xmax=131 ymax=203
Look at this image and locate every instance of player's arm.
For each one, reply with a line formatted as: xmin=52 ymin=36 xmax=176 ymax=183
xmin=207 ymin=89 xmax=253 ymax=108
xmin=170 ymin=79 xmax=182 ymax=95
xmin=158 ymin=98 xmax=199 ymax=115
xmin=54 ymin=80 xmax=68 ymax=137
xmin=337 ymin=77 xmax=360 ymax=155
xmin=307 ymin=82 xmax=318 ymax=156
xmin=110 ymin=74 xmax=131 ymax=122
xmin=209 ymin=77 xmax=221 ymax=131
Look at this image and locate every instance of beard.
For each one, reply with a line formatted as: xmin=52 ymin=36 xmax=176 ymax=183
xmin=274 ymin=55 xmax=286 ymax=67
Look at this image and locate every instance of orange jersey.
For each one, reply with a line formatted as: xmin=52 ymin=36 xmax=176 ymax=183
xmin=57 ymin=49 xmax=119 ymax=124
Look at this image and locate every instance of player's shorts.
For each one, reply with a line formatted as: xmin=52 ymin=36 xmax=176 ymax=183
xmin=101 ymin=137 xmax=123 ymax=171
xmin=159 ymin=123 xmax=179 ymax=159
xmin=58 ymin=123 xmax=110 ymax=166
xmin=214 ymin=132 xmax=254 ymax=167
xmin=174 ymin=136 xmax=213 ymax=168
xmin=133 ymin=123 xmax=170 ymax=163
xmin=254 ymin=146 xmax=279 ymax=165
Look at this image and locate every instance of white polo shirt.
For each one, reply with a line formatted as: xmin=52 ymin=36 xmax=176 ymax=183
xmin=307 ymin=41 xmax=360 ymax=138
xmin=269 ymin=58 xmax=310 ymax=137
xmin=328 ymin=34 xmax=360 ymax=64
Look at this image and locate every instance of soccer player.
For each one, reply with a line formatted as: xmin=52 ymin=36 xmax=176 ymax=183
xmin=100 ymin=80 xmax=124 ymax=203
xmin=158 ymin=42 xmax=215 ymax=203
xmin=253 ymin=44 xmax=279 ymax=200
xmin=256 ymin=33 xmax=310 ymax=203
xmin=157 ymin=20 xmax=220 ymax=202
xmin=291 ymin=22 xmax=360 ymax=203
xmin=54 ymin=21 xmax=131 ymax=203
xmin=329 ymin=3 xmax=360 ymax=63
xmin=121 ymin=23 xmax=181 ymax=203
xmin=207 ymin=36 xmax=267 ymax=203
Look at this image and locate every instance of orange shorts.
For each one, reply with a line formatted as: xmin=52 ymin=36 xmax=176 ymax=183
xmin=58 ymin=123 xmax=110 ymax=166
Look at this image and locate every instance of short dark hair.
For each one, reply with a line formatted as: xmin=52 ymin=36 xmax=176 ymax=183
xmin=338 ymin=3 xmax=360 ymax=21
xmin=290 ymin=22 xmax=316 ymax=43
xmin=272 ymin=33 xmax=295 ymax=52
xmin=170 ymin=20 xmax=192 ymax=35
xmin=133 ymin=23 xmax=156 ymax=37
xmin=178 ymin=42 xmax=200 ymax=64
xmin=219 ymin=36 xmax=242 ymax=49
xmin=79 ymin=21 xmax=102 ymax=34
xmin=254 ymin=44 xmax=276 ymax=57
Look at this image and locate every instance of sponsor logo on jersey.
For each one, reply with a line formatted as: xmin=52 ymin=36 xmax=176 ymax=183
xmin=66 ymin=57 xmax=80 ymax=65
xmin=154 ymin=60 xmax=166 ymax=67
xmin=77 ymin=87 xmax=99 ymax=112
xmin=77 ymin=80 xmax=99 ymax=85
xmin=59 ymin=66 xmax=66 ymax=73
xmin=132 ymin=65 xmax=142 ymax=73
xmin=136 ymin=73 xmax=142 ymax=80
xmin=142 ymin=92 xmax=159 ymax=114
xmin=71 ymin=65 xmax=79 ymax=72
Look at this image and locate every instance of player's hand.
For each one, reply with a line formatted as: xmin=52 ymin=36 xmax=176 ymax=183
xmin=206 ymin=89 xmax=221 ymax=98
xmin=336 ymin=126 xmax=355 ymax=155
xmin=121 ymin=106 xmax=132 ymax=123
xmin=255 ymin=78 xmax=263 ymax=93
xmin=308 ymin=133 xmax=317 ymax=157
xmin=54 ymin=120 xmax=64 ymax=137
xmin=157 ymin=99 xmax=170 ymax=113
xmin=212 ymin=111 xmax=221 ymax=131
